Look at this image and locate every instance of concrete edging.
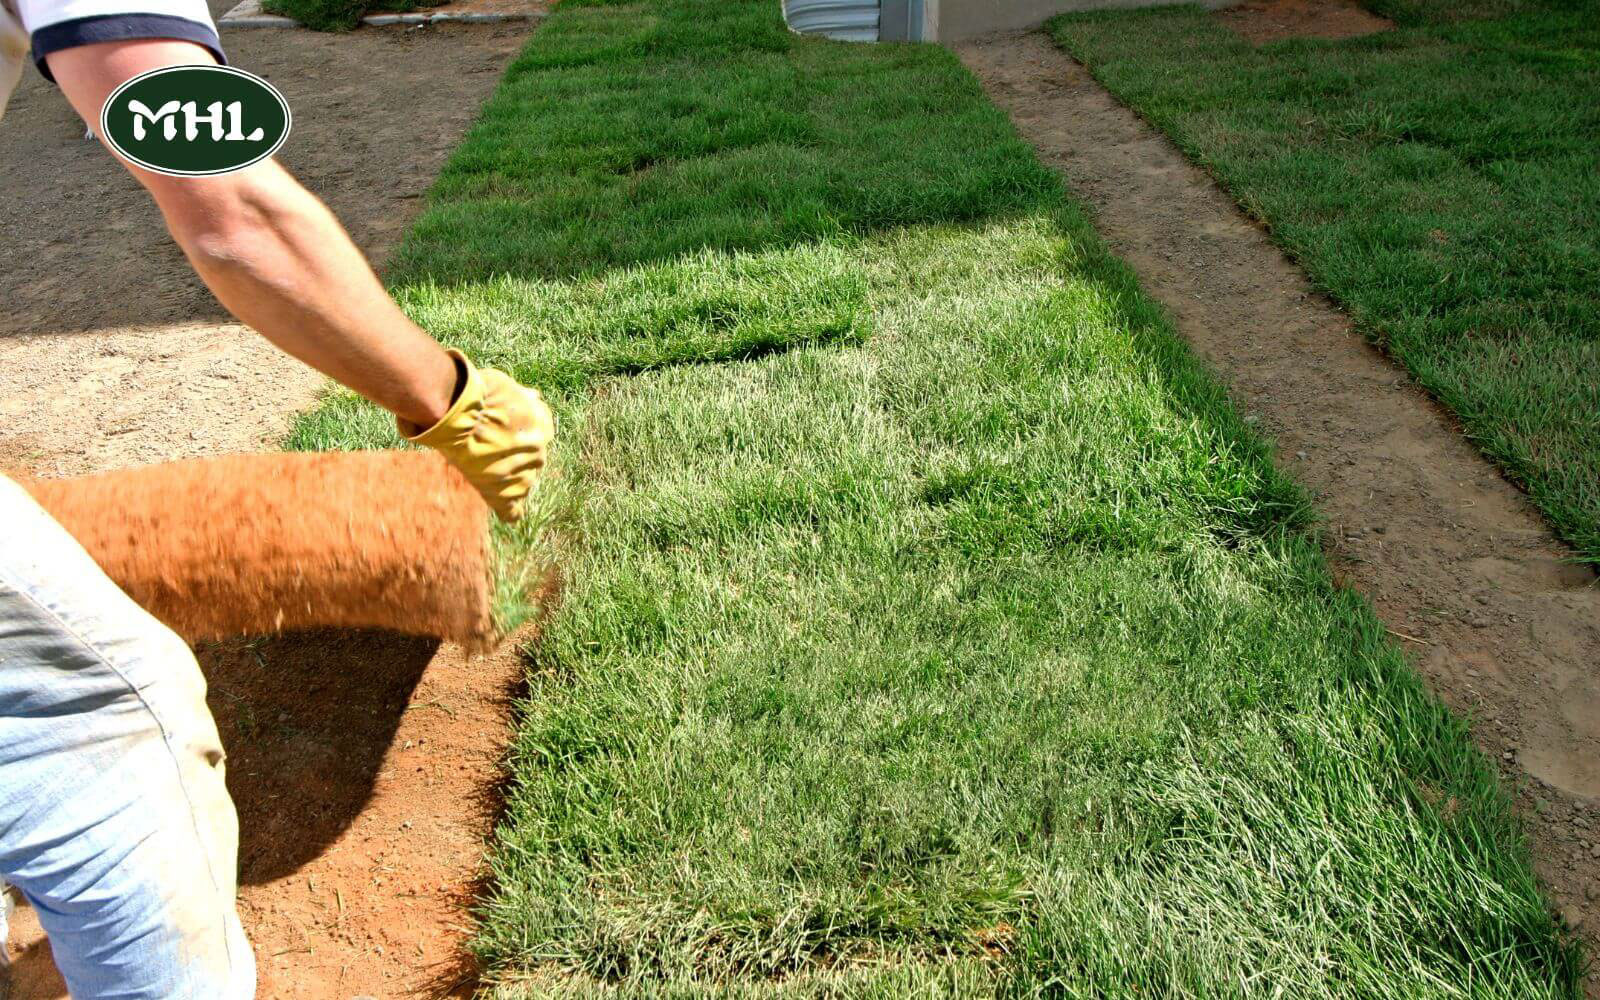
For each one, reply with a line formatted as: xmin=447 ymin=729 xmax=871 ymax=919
xmin=218 ymin=0 xmax=539 ymax=28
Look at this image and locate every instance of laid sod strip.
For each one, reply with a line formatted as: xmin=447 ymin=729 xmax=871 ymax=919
xmin=1051 ymin=6 xmax=1600 ymax=565
xmin=286 ymin=245 xmax=868 ymax=633
xmin=290 ymin=0 xmax=1581 ymax=993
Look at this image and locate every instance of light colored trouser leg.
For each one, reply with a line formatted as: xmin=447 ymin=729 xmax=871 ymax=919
xmin=0 ymin=476 xmax=254 ymax=1000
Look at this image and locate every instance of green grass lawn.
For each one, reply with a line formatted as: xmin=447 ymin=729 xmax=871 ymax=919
xmin=1050 ymin=2 xmax=1600 ymax=565
xmin=289 ymin=0 xmax=1583 ymax=993
xmin=1360 ymin=0 xmax=1589 ymax=27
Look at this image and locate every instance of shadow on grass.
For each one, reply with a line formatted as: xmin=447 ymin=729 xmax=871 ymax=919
xmin=379 ymin=0 xmax=1059 ymax=294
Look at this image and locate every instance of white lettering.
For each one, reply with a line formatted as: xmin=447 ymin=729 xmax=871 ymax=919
xmin=225 ymin=102 xmax=265 ymax=142
xmin=127 ymin=99 xmax=181 ymax=141
xmin=182 ymin=100 xmax=226 ymax=141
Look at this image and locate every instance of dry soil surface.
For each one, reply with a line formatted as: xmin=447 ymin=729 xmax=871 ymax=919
xmin=959 ymin=30 xmax=1600 ymax=995
xmin=1215 ymin=0 xmax=1393 ymax=44
xmin=0 ymin=12 xmax=537 ymax=1000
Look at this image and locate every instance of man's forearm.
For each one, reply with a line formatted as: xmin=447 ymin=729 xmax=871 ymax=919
xmin=45 ymin=38 xmax=457 ymax=430
xmin=43 ymin=37 xmax=554 ymax=520
xmin=159 ymin=161 xmax=457 ymax=429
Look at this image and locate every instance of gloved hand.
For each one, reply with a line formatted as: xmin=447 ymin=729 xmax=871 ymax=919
xmin=399 ymin=349 xmax=554 ymax=522
xmin=1 ymin=0 xmax=27 ymax=122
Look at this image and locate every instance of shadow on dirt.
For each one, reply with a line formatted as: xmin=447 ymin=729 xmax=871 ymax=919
xmin=2 ymin=627 xmax=499 ymax=999
xmin=200 ymin=629 xmax=444 ymax=885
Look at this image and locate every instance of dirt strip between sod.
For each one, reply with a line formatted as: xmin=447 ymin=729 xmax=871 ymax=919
xmin=957 ymin=30 xmax=1600 ymax=991
xmin=0 ymin=15 xmax=536 ymax=1000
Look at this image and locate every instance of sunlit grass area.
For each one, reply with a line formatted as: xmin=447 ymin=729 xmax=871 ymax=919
xmin=289 ymin=0 xmax=1583 ymax=993
xmin=1052 ymin=3 xmax=1600 ymax=564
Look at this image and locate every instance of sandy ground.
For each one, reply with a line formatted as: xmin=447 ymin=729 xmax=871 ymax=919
xmin=958 ymin=26 xmax=1600 ymax=995
xmin=0 ymin=10 xmax=537 ymax=999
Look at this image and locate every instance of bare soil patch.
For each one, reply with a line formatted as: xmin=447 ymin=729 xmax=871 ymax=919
xmin=1216 ymin=0 xmax=1393 ymax=43
xmin=1 ymin=12 xmax=537 ymax=999
xmin=959 ymin=31 xmax=1600 ymax=993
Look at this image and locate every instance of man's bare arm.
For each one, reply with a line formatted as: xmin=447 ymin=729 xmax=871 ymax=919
xmin=46 ymin=38 xmax=458 ymax=429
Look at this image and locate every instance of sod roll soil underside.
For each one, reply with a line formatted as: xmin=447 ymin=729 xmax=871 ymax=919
xmin=21 ymin=450 xmax=495 ymax=649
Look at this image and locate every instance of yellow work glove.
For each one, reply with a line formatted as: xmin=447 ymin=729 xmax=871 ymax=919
xmin=399 ymin=349 xmax=554 ymax=522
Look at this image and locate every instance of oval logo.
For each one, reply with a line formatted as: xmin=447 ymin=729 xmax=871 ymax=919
xmin=99 ymin=65 xmax=291 ymax=177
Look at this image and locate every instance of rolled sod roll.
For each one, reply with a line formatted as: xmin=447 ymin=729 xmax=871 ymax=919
xmin=19 ymin=450 xmax=496 ymax=650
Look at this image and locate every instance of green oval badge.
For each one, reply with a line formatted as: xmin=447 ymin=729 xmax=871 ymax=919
xmin=99 ymin=65 xmax=291 ymax=177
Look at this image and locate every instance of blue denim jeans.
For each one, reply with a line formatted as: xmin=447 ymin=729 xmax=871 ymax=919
xmin=0 ymin=474 xmax=254 ymax=998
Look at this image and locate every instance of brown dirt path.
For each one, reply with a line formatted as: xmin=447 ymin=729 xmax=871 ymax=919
xmin=1 ymin=13 xmax=539 ymax=999
xmin=1215 ymin=0 xmax=1392 ymax=44
xmin=958 ymin=31 xmax=1600 ymax=993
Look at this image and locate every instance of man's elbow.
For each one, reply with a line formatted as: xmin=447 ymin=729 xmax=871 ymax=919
xmin=154 ymin=168 xmax=298 ymax=275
